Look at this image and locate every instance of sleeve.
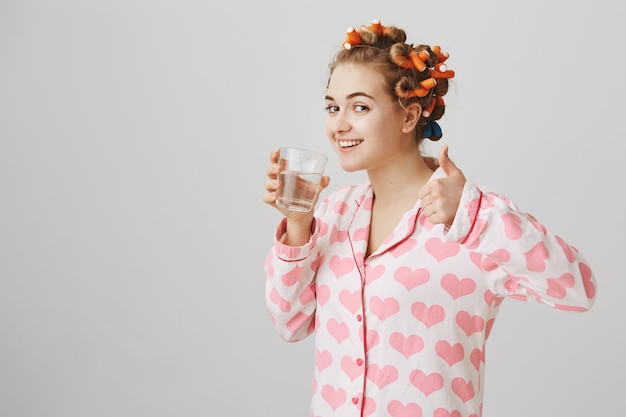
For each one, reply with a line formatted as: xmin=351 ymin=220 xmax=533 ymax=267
xmin=264 ymin=216 xmax=322 ymax=342
xmin=445 ymin=181 xmax=597 ymax=312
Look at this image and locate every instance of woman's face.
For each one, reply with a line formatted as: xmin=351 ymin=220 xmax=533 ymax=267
xmin=324 ymin=63 xmax=410 ymax=173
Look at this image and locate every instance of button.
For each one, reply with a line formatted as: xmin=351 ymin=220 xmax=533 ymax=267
xmin=352 ymin=397 xmax=359 ymax=404
xmin=357 ymin=314 xmax=362 ymax=322
xmin=356 ymin=358 xmax=363 ymax=366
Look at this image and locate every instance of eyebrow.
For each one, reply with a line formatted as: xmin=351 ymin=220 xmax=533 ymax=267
xmin=325 ymin=92 xmax=375 ymax=101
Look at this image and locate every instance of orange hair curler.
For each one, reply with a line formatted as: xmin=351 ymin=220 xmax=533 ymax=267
xmin=423 ymin=96 xmax=445 ymax=117
xmin=432 ymin=45 xmax=450 ymax=63
xmin=392 ymin=49 xmax=429 ymax=71
xmin=391 ymin=53 xmax=413 ymax=69
xmin=409 ymin=50 xmax=430 ymax=72
xmin=432 ymin=63 xmax=455 ymax=79
xmin=395 ymin=78 xmax=437 ymax=98
xmin=343 ymin=27 xmax=362 ymax=49
xmin=366 ymin=19 xmax=388 ymax=35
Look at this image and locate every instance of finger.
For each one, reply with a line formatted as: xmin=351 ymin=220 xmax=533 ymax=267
xmin=266 ymin=162 xmax=281 ymax=178
xmin=269 ymin=149 xmax=280 ymax=163
xmin=319 ymin=175 xmax=331 ymax=191
xmin=417 ymin=182 xmax=431 ymax=200
xmin=423 ymin=206 xmax=436 ymax=221
xmin=261 ymin=190 xmax=278 ymax=205
xmin=265 ymin=178 xmax=280 ymax=193
xmin=438 ymin=145 xmax=459 ymax=177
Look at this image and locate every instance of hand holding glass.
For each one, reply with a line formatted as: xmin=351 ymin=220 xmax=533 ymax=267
xmin=276 ymin=147 xmax=328 ymax=212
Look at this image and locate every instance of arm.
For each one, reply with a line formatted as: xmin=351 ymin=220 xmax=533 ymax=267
xmin=264 ymin=217 xmax=321 ymax=342
xmin=446 ymin=182 xmax=597 ymax=311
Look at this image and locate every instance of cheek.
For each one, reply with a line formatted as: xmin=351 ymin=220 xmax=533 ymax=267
xmin=325 ymin=120 xmax=333 ymax=138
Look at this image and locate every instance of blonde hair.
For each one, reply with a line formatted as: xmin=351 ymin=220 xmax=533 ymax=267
xmin=329 ymin=22 xmax=451 ymax=141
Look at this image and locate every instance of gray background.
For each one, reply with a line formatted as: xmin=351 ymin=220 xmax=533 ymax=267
xmin=1 ymin=1 xmax=623 ymax=416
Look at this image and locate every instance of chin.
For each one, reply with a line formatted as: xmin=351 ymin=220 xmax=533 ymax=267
xmin=338 ymin=161 xmax=363 ymax=173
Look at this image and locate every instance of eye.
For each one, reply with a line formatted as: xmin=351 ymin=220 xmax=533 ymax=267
xmin=324 ymin=105 xmax=339 ymax=114
xmin=353 ymin=104 xmax=369 ymax=113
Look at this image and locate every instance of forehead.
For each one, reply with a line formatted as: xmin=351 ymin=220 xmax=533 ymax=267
xmin=327 ymin=63 xmax=388 ymax=98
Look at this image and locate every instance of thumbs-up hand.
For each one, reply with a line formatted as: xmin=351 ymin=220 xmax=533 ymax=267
xmin=417 ymin=145 xmax=466 ymax=227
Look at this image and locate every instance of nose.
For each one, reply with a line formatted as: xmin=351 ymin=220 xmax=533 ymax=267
xmin=326 ymin=109 xmax=350 ymax=136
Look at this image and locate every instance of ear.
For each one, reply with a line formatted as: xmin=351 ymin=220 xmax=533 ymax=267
xmin=401 ymin=102 xmax=421 ymax=133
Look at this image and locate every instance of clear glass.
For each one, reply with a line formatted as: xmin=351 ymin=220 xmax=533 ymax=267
xmin=276 ymin=147 xmax=328 ymax=212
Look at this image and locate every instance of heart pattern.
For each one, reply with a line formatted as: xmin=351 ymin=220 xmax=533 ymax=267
xmin=411 ymin=302 xmax=446 ymax=328
xmin=388 ymin=400 xmax=422 ymax=417
xmin=441 ymin=274 xmax=476 ymax=299
xmin=366 ymin=364 xmax=399 ymax=389
xmin=394 ymin=266 xmax=430 ymax=291
xmin=409 ymin=370 xmax=444 ymax=396
xmin=265 ymin=177 xmax=596 ymax=417
xmin=389 ymin=332 xmax=424 ymax=358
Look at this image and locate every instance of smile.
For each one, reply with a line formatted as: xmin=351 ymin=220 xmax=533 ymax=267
xmin=339 ymin=140 xmax=363 ymax=148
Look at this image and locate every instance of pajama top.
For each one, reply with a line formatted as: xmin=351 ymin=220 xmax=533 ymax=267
xmin=264 ymin=168 xmax=596 ymax=417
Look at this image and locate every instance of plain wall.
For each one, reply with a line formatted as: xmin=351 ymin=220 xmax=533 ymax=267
xmin=1 ymin=1 xmax=623 ymax=416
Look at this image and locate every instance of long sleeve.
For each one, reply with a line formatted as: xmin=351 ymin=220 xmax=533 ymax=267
xmin=264 ymin=217 xmax=321 ymax=342
xmin=446 ymin=181 xmax=597 ymax=311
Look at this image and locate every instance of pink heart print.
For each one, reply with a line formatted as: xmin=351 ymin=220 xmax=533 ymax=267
xmin=281 ymin=265 xmax=303 ymax=286
xmin=362 ymin=397 xmax=377 ymax=417
xmin=330 ymin=225 xmax=349 ymax=244
xmin=366 ymin=364 xmax=399 ymax=389
xmin=269 ymin=288 xmax=290 ymax=312
xmin=332 ymin=200 xmax=350 ymax=215
xmin=579 ymin=262 xmax=596 ymax=299
xmin=364 ymin=264 xmax=386 ymax=285
xmin=341 ymin=356 xmax=364 ymax=381
xmin=456 ymin=311 xmax=485 ymax=337
xmin=316 ymin=284 xmax=331 ymax=306
xmin=501 ymin=212 xmax=523 ymax=240
xmin=409 ymin=370 xmax=444 ymax=396
xmin=389 ymin=332 xmax=424 ymax=358
xmin=369 ymin=296 xmax=400 ymax=322
xmin=394 ymin=266 xmax=430 ymax=291
xmin=353 ymin=226 xmax=369 ymax=241
xmin=435 ymin=340 xmax=465 ymax=367
xmin=327 ymin=318 xmax=350 ymax=344
xmin=451 ymin=377 xmax=475 ymax=403
xmin=339 ymin=289 xmax=362 ymax=314
xmin=441 ymin=274 xmax=476 ymax=299
xmin=434 ymin=408 xmax=462 ymax=417
xmin=321 ymin=384 xmax=346 ymax=411
xmin=299 ymin=284 xmax=315 ymax=305
xmin=286 ymin=311 xmax=311 ymax=334
xmin=410 ymin=302 xmax=446 ymax=328
xmin=364 ymin=329 xmax=380 ymax=351
xmin=316 ymin=349 xmax=333 ymax=371
xmin=524 ymin=241 xmax=549 ymax=272
xmin=425 ymin=237 xmax=460 ymax=262
xmin=470 ymin=348 xmax=484 ymax=372
xmin=546 ymin=273 xmax=575 ymax=299
xmin=388 ymin=400 xmax=422 ymax=417
xmin=329 ymin=255 xmax=355 ymax=278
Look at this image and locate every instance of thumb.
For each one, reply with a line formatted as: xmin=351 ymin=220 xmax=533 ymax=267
xmin=438 ymin=145 xmax=458 ymax=176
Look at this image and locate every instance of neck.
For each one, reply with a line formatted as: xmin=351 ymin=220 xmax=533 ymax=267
xmin=367 ymin=151 xmax=435 ymax=204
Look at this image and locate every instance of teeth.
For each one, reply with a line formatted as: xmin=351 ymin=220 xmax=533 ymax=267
xmin=339 ymin=140 xmax=363 ymax=147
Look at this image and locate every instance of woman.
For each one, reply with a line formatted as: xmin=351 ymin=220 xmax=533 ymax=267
xmin=262 ymin=19 xmax=596 ymax=417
